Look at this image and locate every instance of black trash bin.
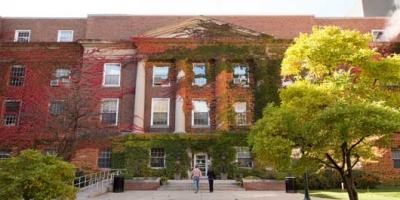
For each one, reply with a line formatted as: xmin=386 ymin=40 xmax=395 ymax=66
xmin=113 ymin=175 xmax=125 ymax=193
xmin=285 ymin=177 xmax=297 ymax=193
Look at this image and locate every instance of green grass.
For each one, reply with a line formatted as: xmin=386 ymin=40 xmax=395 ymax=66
xmin=309 ymin=187 xmax=400 ymax=200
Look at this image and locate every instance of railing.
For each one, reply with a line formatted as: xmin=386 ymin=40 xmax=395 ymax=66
xmin=73 ymin=169 xmax=122 ymax=192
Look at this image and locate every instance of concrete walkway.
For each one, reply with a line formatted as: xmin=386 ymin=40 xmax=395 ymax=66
xmin=83 ymin=190 xmax=328 ymax=200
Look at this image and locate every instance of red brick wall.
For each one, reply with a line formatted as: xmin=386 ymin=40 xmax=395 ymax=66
xmin=243 ymin=180 xmax=285 ymax=191
xmin=363 ymin=134 xmax=400 ymax=185
xmin=125 ymin=181 xmax=160 ymax=190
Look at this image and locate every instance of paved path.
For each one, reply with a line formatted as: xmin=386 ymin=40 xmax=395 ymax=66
xmin=83 ymin=190 xmax=328 ymax=200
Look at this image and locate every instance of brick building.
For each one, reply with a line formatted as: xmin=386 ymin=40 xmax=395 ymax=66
xmin=0 ymin=15 xmax=399 ymax=182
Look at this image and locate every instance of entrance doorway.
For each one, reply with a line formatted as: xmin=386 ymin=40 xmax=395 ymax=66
xmin=194 ymin=153 xmax=208 ymax=177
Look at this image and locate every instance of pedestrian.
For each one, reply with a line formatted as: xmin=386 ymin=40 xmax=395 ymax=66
xmin=191 ymin=165 xmax=202 ymax=193
xmin=207 ymin=167 xmax=216 ymax=193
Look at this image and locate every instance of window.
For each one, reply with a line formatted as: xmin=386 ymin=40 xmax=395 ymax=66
xmin=45 ymin=149 xmax=57 ymax=156
xmin=371 ymin=30 xmax=385 ymax=42
xmin=3 ymin=101 xmax=21 ymax=126
xmin=98 ymin=149 xmax=112 ymax=168
xmin=103 ymin=63 xmax=121 ymax=87
xmin=0 ymin=151 xmax=11 ymax=160
xmin=9 ymin=65 xmax=25 ymax=87
xmin=14 ymin=30 xmax=31 ymax=42
xmin=233 ymin=64 xmax=249 ymax=86
xmin=152 ymin=66 xmax=169 ymax=86
xmin=57 ymin=30 xmax=74 ymax=42
xmin=151 ymin=98 xmax=170 ymax=127
xmin=192 ymin=100 xmax=209 ymax=127
xmin=49 ymin=101 xmax=65 ymax=115
xmin=150 ymin=148 xmax=165 ymax=168
xmin=236 ymin=147 xmax=253 ymax=168
xmin=234 ymin=102 xmax=247 ymax=126
xmin=392 ymin=149 xmax=400 ymax=168
xmin=101 ymin=99 xmax=119 ymax=125
xmin=193 ymin=63 xmax=207 ymax=86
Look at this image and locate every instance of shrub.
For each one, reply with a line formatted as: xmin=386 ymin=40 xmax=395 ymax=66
xmin=353 ymin=170 xmax=380 ymax=189
xmin=0 ymin=149 xmax=77 ymax=200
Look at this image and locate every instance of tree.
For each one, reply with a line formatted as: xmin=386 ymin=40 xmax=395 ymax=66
xmin=250 ymin=26 xmax=400 ymax=200
xmin=0 ymin=149 xmax=77 ymax=200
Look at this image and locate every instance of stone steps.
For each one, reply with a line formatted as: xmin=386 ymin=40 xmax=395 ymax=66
xmin=159 ymin=180 xmax=244 ymax=191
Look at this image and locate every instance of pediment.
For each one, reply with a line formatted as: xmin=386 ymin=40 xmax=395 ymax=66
xmin=141 ymin=16 xmax=265 ymax=39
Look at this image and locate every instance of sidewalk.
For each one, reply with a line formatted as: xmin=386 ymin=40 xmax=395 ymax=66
xmin=82 ymin=190 xmax=328 ymax=200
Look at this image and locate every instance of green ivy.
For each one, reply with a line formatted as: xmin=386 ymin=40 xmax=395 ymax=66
xmin=112 ymin=133 xmax=261 ymax=179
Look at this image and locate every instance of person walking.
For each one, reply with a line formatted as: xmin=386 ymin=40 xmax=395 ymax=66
xmin=191 ymin=165 xmax=202 ymax=193
xmin=207 ymin=167 xmax=216 ymax=193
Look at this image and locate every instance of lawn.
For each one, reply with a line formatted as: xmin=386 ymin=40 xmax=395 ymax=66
xmin=309 ymin=187 xmax=400 ymax=200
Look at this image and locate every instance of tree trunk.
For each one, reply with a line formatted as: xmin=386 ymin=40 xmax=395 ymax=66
xmin=342 ymin=174 xmax=358 ymax=200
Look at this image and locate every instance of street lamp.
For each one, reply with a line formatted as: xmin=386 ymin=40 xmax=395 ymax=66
xmin=304 ymin=171 xmax=311 ymax=200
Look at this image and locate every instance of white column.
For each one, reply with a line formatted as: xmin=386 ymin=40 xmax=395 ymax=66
xmin=174 ymin=95 xmax=186 ymax=133
xmin=133 ymin=60 xmax=146 ymax=133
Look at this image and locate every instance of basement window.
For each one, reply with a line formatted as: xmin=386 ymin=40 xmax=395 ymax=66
xmin=234 ymin=102 xmax=247 ymax=126
xmin=150 ymin=148 xmax=165 ymax=168
xmin=103 ymin=63 xmax=121 ymax=87
xmin=371 ymin=30 xmax=385 ymax=42
xmin=192 ymin=100 xmax=210 ymax=127
xmin=0 ymin=151 xmax=11 ymax=160
xmin=101 ymin=99 xmax=119 ymax=125
xmin=14 ymin=30 xmax=31 ymax=42
xmin=9 ymin=65 xmax=25 ymax=87
xmin=193 ymin=63 xmax=207 ymax=86
xmin=151 ymin=98 xmax=170 ymax=127
xmin=98 ymin=149 xmax=112 ymax=169
xmin=233 ymin=64 xmax=249 ymax=86
xmin=392 ymin=149 xmax=400 ymax=168
xmin=153 ymin=66 xmax=170 ymax=87
xmin=3 ymin=101 xmax=21 ymax=126
xmin=57 ymin=30 xmax=74 ymax=42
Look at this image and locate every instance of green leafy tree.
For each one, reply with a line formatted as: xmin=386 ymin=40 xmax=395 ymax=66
xmin=0 ymin=149 xmax=77 ymax=200
xmin=250 ymin=27 xmax=400 ymax=200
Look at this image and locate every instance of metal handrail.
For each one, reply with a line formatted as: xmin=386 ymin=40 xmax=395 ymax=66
xmin=73 ymin=169 xmax=122 ymax=192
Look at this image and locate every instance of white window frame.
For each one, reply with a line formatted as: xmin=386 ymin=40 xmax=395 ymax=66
xmin=152 ymin=66 xmax=170 ymax=87
xmin=100 ymin=98 xmax=119 ymax=126
xmin=234 ymin=102 xmax=247 ymax=126
xmin=235 ymin=147 xmax=253 ymax=168
xmin=14 ymin=30 xmax=31 ymax=42
xmin=0 ymin=151 xmax=11 ymax=160
xmin=2 ymin=100 xmax=22 ymax=127
xmin=102 ymin=63 xmax=121 ymax=87
xmin=149 ymin=148 xmax=166 ymax=169
xmin=371 ymin=29 xmax=386 ymax=42
xmin=191 ymin=100 xmax=210 ymax=128
xmin=150 ymin=98 xmax=170 ymax=127
xmin=98 ymin=149 xmax=112 ymax=169
xmin=57 ymin=30 xmax=74 ymax=42
xmin=192 ymin=63 xmax=207 ymax=86
xmin=233 ymin=64 xmax=250 ymax=87
xmin=49 ymin=100 xmax=65 ymax=116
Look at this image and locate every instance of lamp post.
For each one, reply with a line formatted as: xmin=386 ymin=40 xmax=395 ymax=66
xmin=304 ymin=171 xmax=311 ymax=200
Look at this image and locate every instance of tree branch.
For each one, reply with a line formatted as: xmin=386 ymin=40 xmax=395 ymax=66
xmin=326 ymin=153 xmax=343 ymax=171
xmin=349 ymin=137 xmax=365 ymax=152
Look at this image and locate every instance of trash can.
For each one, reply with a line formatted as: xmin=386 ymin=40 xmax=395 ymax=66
xmin=113 ymin=175 xmax=124 ymax=193
xmin=285 ymin=177 xmax=297 ymax=193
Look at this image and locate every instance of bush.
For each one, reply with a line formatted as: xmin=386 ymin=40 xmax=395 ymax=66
xmin=353 ymin=170 xmax=380 ymax=189
xmin=0 ymin=149 xmax=77 ymax=200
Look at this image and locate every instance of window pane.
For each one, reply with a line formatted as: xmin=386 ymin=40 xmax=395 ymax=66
xmin=392 ymin=150 xmax=400 ymax=159
xmin=237 ymin=147 xmax=252 ymax=167
xmin=153 ymin=66 xmax=169 ymax=86
xmin=193 ymin=64 xmax=206 ymax=75
xmin=193 ymin=112 xmax=209 ymax=126
xmin=192 ymin=101 xmax=209 ymax=112
xmin=9 ymin=66 xmax=25 ymax=86
xmin=3 ymin=114 xmax=17 ymax=126
xmin=98 ymin=149 xmax=112 ymax=168
xmin=5 ymin=101 xmax=20 ymax=112
xmin=101 ymin=100 xmax=118 ymax=124
xmin=58 ymin=30 xmax=73 ymax=42
xmin=55 ymin=69 xmax=71 ymax=78
xmin=16 ymin=31 xmax=30 ymax=42
xmin=0 ymin=151 xmax=11 ymax=160
xmin=104 ymin=64 xmax=120 ymax=86
xmin=233 ymin=64 xmax=249 ymax=85
xmin=50 ymin=101 xmax=64 ymax=115
xmin=150 ymin=148 xmax=165 ymax=168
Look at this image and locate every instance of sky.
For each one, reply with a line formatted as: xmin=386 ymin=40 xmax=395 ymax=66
xmin=0 ymin=0 xmax=358 ymax=18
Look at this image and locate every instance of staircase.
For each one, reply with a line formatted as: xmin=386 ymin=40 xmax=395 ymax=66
xmin=159 ymin=179 xmax=244 ymax=191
